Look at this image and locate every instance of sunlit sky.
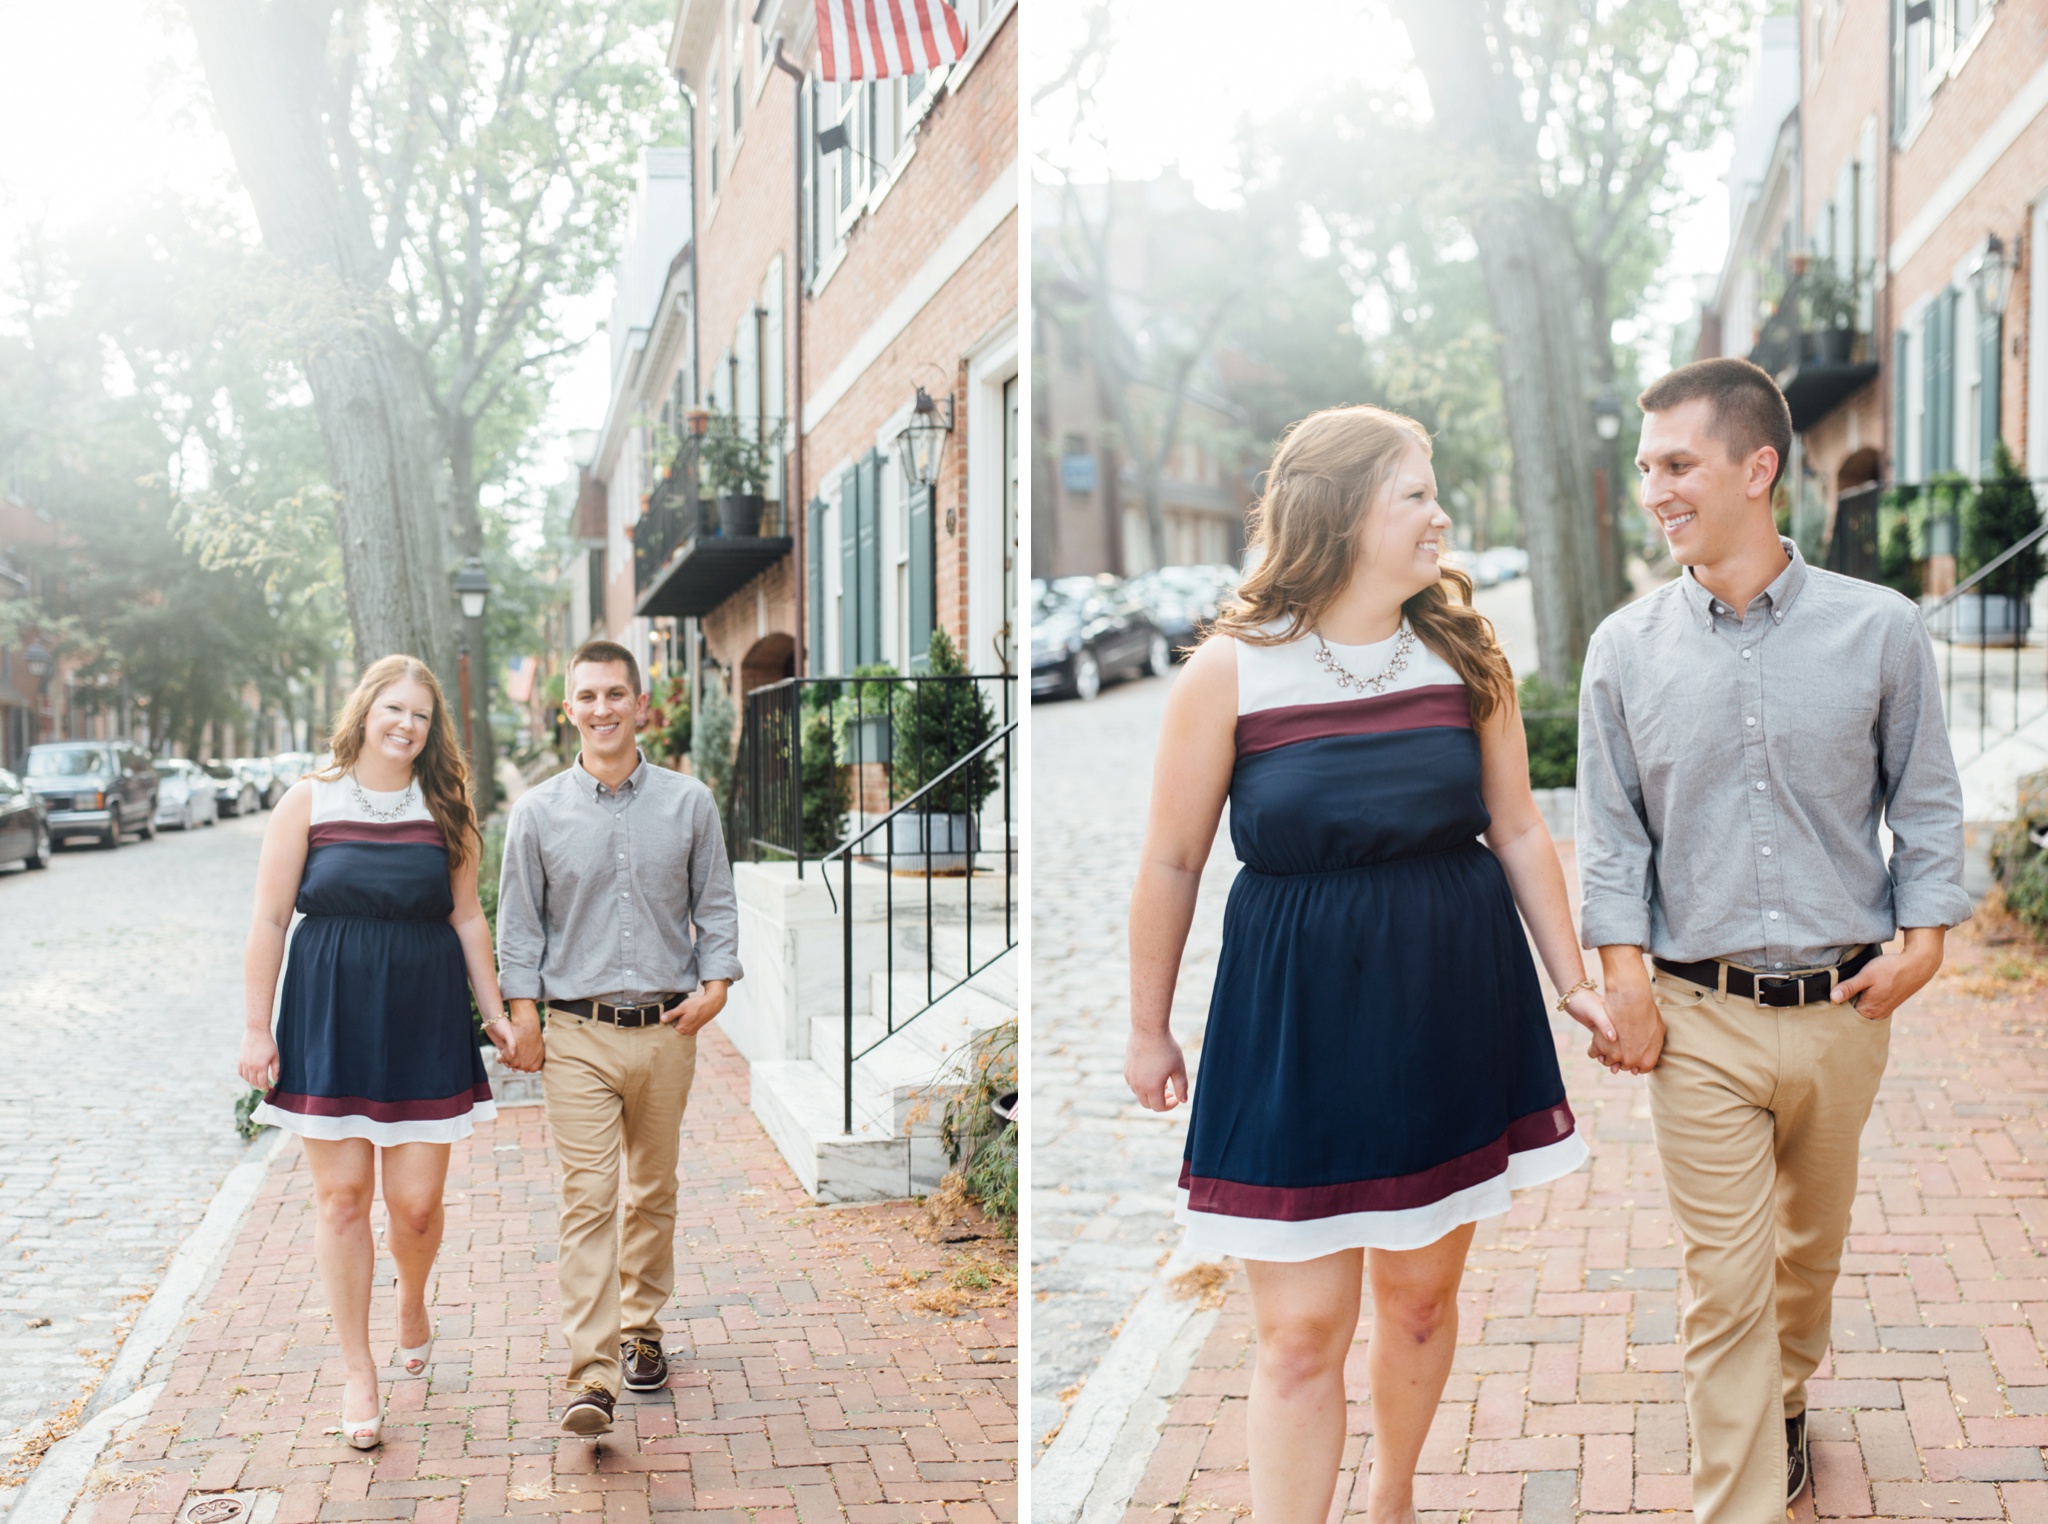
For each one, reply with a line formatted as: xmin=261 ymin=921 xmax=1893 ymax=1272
xmin=0 ymin=0 xmax=1744 ymax=501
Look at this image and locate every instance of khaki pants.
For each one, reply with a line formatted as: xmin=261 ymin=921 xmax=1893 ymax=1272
xmin=1648 ymin=968 xmax=1891 ymax=1524
xmin=542 ymin=1011 xmax=698 ymax=1395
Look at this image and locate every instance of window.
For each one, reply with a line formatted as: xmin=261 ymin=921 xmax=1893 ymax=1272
xmin=730 ymin=0 xmax=745 ymax=139
xmin=708 ymin=63 xmax=721 ymax=196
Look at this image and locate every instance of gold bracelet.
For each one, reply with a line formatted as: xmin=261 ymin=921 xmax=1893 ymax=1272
xmin=1554 ymin=977 xmax=1598 ymax=1014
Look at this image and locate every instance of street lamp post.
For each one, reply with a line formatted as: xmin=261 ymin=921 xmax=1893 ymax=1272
xmin=23 ymin=640 xmax=51 ymax=742
xmin=452 ymin=558 xmax=491 ymax=790
xmin=1592 ymin=386 xmax=1623 ymax=596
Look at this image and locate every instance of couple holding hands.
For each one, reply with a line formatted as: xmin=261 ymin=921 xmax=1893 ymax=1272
xmin=235 ymin=638 xmax=739 ymax=1447
xmin=1128 ymin=358 xmax=1970 ymax=1523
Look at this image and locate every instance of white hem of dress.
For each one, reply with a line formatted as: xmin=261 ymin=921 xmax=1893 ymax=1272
xmin=1175 ymin=1132 xmax=1590 ymax=1262
xmin=252 ymin=1100 xmax=497 ymax=1145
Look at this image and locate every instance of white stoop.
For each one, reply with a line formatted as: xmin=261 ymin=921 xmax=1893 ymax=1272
xmin=722 ymin=858 xmax=1015 ymax=1203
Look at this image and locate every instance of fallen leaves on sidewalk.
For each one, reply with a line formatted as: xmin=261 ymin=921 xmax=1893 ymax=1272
xmin=1170 ymin=1261 xmax=1234 ymax=1309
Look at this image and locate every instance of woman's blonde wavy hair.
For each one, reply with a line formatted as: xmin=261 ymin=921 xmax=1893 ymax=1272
xmin=1211 ymin=404 xmax=1517 ymax=726
xmin=315 ymin=654 xmax=479 ymax=870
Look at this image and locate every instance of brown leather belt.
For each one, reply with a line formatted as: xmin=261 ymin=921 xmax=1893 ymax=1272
xmin=1652 ymin=946 xmax=1878 ymax=1008
xmin=547 ymin=995 xmax=683 ymax=1028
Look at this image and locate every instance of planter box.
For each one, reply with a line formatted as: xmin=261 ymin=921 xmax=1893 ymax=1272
xmin=1943 ymin=592 xmax=2032 ymax=644
xmin=885 ymin=810 xmax=978 ymax=873
xmin=837 ymin=714 xmax=893 ymax=766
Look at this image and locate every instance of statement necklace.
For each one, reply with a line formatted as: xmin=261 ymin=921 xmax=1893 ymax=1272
xmin=347 ymin=771 xmax=417 ymax=822
xmin=1313 ymin=624 xmax=1416 ymax=696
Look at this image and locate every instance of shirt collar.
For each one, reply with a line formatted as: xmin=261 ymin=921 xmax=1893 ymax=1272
xmin=571 ymin=749 xmax=648 ymax=799
xmin=1679 ymin=535 xmax=1807 ymax=629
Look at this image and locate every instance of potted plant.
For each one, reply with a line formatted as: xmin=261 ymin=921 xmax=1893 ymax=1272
xmin=887 ymin=629 xmax=997 ymax=872
xmin=699 ymin=413 xmax=775 ymax=537
xmin=1956 ymin=442 xmax=2043 ymax=644
xmin=831 ymin=662 xmax=899 ymax=766
xmin=648 ymin=673 xmax=692 ymax=766
xmin=1802 ymin=264 xmax=1859 ymax=363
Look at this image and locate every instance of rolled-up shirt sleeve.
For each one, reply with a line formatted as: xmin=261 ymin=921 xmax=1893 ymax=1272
xmin=495 ymin=799 xmax=548 ymax=1001
xmin=685 ymin=790 xmax=744 ymax=984
xmin=1576 ymin=625 xmax=1656 ymax=950
xmin=1878 ymin=606 xmax=1973 ymax=930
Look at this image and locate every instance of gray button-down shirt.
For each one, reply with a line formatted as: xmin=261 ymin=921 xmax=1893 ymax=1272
xmin=1576 ymin=539 xmax=1971 ymax=970
xmin=496 ymin=752 xmax=743 ymax=1006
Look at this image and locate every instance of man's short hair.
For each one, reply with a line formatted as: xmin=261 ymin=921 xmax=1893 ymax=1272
xmin=1638 ymin=357 xmax=1794 ymax=491
xmin=567 ymin=639 xmax=642 ymax=696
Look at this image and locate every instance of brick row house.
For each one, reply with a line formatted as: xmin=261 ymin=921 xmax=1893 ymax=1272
xmin=578 ymin=0 xmax=1018 ymax=1198
xmin=1698 ymin=0 xmax=2048 ymax=591
xmin=582 ymin=0 xmax=1017 ymax=704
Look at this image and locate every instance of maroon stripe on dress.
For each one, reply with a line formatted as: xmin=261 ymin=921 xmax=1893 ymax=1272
xmin=1178 ymin=1102 xmax=1576 ymax=1220
xmin=264 ymin=1084 xmax=493 ymax=1122
xmin=308 ymin=820 xmax=449 ymax=848
xmin=1236 ymin=684 xmax=1472 ymax=757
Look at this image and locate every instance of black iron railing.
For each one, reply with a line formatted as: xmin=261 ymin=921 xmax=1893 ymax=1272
xmin=633 ymin=436 xmax=704 ymax=595
xmin=1919 ymin=504 xmax=2048 ymax=758
xmin=816 ymin=719 xmax=1018 ymax=1134
xmin=1750 ymin=271 xmax=1866 ymax=376
xmin=727 ymin=672 xmax=1016 ymax=877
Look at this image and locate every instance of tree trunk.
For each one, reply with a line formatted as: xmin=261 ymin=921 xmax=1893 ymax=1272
xmin=188 ymin=0 xmax=456 ymax=690
xmin=1394 ymin=0 xmax=1611 ymax=682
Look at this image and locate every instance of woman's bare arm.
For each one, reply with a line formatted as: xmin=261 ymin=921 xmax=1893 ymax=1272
xmin=1475 ymin=692 xmax=1616 ymax=1048
xmin=1126 ymin=637 xmax=1240 ymax=1111
xmin=449 ymin=836 xmax=526 ymax=1066
xmin=238 ymin=782 xmax=313 ymax=1089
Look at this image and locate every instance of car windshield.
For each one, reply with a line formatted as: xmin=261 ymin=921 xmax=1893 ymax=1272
xmin=1032 ymin=586 xmax=1081 ymax=620
xmin=27 ymin=747 xmax=109 ymax=776
xmin=202 ymin=763 xmax=236 ymax=780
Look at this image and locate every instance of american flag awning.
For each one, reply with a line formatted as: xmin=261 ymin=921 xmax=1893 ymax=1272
xmin=814 ymin=0 xmax=969 ymax=81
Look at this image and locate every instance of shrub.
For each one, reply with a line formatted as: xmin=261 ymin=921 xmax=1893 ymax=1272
xmin=1964 ymin=441 xmax=2044 ymax=603
xmin=1992 ymin=771 xmax=2048 ymax=935
xmin=647 ymin=673 xmax=692 ymax=764
xmin=695 ymin=674 xmax=736 ymax=804
xmin=1520 ymin=672 xmax=1579 ymax=790
xmin=891 ymin=630 xmax=999 ymax=812
xmin=940 ymin=1020 xmax=1017 ymax=1237
xmin=798 ymin=701 xmax=849 ymax=856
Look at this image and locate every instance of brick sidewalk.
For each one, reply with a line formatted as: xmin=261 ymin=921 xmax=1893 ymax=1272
xmin=1126 ymin=895 xmax=2048 ymax=1522
xmin=76 ymin=1030 xmax=1017 ymax=1524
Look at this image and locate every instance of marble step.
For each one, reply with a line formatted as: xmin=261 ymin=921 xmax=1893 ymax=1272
xmin=747 ymin=1058 xmax=949 ymax=1203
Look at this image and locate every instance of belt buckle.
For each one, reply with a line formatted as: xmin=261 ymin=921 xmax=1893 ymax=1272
xmin=1750 ymin=970 xmax=1802 ymax=1008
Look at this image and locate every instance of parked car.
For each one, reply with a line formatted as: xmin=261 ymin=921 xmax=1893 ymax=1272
xmin=233 ymin=756 xmax=284 ymax=808
xmin=23 ymin=740 xmax=158 ymax=848
xmin=1125 ymin=563 xmax=1240 ymax=651
xmin=1031 ymin=575 xmax=1171 ymax=701
xmin=270 ymin=752 xmax=318 ymax=788
xmin=0 ymin=767 xmax=51 ymax=871
xmin=153 ymin=759 xmax=220 ymax=831
xmin=204 ymin=760 xmax=262 ymax=817
xmin=1472 ymin=546 xmax=1529 ymax=583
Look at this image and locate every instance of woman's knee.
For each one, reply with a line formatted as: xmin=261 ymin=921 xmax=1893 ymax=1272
xmin=313 ymin=1181 xmax=375 ymax=1231
xmin=382 ymin=1193 xmax=443 ymax=1240
xmin=1256 ymin=1312 xmax=1354 ymax=1393
xmin=1372 ymin=1280 xmax=1458 ymax=1346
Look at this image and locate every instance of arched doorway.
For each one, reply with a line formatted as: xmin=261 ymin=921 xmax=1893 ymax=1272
xmin=739 ymin=632 xmax=796 ymax=698
xmin=1827 ymin=448 xmax=1884 ymax=581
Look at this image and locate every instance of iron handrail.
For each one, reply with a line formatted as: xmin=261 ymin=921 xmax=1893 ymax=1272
xmin=817 ymin=719 xmax=1018 ymax=1135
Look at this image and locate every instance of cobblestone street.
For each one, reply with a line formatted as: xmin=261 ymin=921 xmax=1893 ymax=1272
xmin=0 ymin=815 xmax=269 ymax=1475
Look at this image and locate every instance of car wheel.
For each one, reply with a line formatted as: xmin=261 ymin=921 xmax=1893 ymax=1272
xmin=103 ymin=820 xmax=122 ymax=849
xmin=140 ymin=805 xmax=156 ymax=841
xmin=242 ymin=786 xmax=257 ymax=816
xmin=1073 ymin=650 xmax=1102 ymax=702
xmin=26 ymin=824 xmax=49 ymax=870
xmin=1147 ymin=633 xmax=1172 ymax=677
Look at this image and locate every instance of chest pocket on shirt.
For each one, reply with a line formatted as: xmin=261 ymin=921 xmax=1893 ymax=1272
xmin=1766 ymin=676 xmax=1881 ymax=801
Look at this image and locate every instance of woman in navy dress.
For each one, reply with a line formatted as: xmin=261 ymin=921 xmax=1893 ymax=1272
xmin=238 ymin=656 xmax=524 ymax=1450
xmin=1126 ymin=406 xmax=1612 ymax=1522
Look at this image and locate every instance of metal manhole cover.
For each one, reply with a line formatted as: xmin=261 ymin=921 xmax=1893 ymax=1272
xmin=183 ymin=1500 xmax=245 ymax=1524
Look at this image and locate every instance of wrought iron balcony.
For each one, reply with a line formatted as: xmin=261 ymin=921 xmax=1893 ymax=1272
xmin=631 ymin=432 xmax=793 ymax=620
xmin=1749 ymin=272 xmax=1879 ymax=432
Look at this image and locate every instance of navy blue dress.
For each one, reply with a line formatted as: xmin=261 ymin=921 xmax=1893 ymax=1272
xmin=1176 ymin=630 xmax=1586 ymax=1260
xmin=254 ymin=776 xmax=495 ymax=1144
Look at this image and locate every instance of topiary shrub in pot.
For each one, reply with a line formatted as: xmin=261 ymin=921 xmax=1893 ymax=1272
xmin=887 ymin=629 xmax=997 ymax=873
xmin=1960 ymin=441 xmax=2043 ymax=645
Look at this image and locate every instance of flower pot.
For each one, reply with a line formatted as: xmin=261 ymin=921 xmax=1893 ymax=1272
xmin=886 ymin=809 xmax=978 ymax=873
xmin=837 ymin=713 xmax=893 ymax=766
xmin=717 ymin=493 xmax=765 ymax=537
xmin=1817 ymin=327 xmax=1854 ymax=364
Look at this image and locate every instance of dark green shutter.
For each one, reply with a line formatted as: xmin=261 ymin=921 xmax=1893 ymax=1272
xmin=1981 ymin=307 xmax=2003 ymax=474
xmin=1926 ymin=291 xmax=1955 ymax=474
xmin=840 ymin=466 xmax=860 ymax=669
xmin=907 ymin=485 xmax=935 ymax=673
xmin=1894 ymin=328 xmax=1910 ymax=479
xmin=857 ymin=450 xmax=883 ymax=666
xmin=808 ymin=496 xmax=827 ymax=674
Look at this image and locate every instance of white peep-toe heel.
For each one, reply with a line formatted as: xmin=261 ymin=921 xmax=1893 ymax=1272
xmin=341 ymin=1409 xmax=382 ymax=1450
xmin=395 ymin=1323 xmax=435 ymax=1377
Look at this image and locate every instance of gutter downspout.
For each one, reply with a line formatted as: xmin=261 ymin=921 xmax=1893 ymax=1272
xmin=773 ymin=38 xmax=807 ymax=676
xmin=674 ymin=68 xmax=706 ymax=746
xmin=1883 ymin=0 xmax=1897 ymax=487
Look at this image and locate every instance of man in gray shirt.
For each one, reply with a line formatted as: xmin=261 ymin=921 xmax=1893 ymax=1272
xmin=1577 ymin=357 xmax=1970 ymax=1524
xmin=496 ymin=639 xmax=742 ymax=1437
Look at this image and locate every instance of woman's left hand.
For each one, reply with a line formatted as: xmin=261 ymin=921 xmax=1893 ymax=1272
xmin=1563 ymin=989 xmax=1618 ymax=1046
